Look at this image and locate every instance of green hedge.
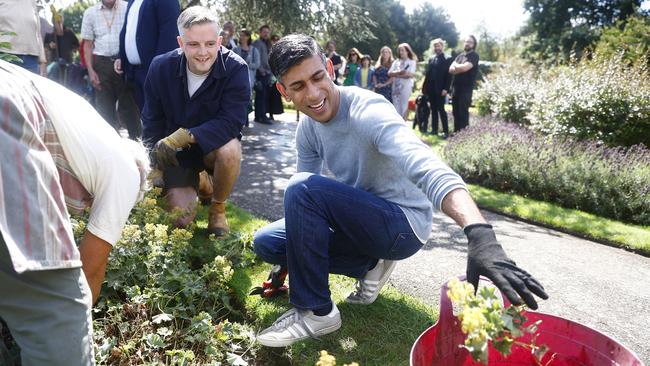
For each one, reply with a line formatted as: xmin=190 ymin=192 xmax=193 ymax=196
xmin=442 ymin=120 xmax=650 ymax=226
xmin=475 ymin=56 xmax=650 ymax=147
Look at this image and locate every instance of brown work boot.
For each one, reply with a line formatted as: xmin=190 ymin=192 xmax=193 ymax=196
xmin=198 ymin=171 xmax=213 ymax=205
xmin=208 ymin=201 xmax=230 ymax=237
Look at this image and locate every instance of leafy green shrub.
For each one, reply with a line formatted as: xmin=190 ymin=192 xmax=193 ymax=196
xmin=475 ymin=56 xmax=650 ymax=147
xmin=71 ymin=189 xmax=262 ymax=365
xmin=0 ymin=31 xmax=21 ymax=63
xmin=595 ymin=14 xmax=650 ymax=68
xmin=442 ymin=120 xmax=650 ymax=225
xmin=475 ymin=68 xmax=535 ymax=123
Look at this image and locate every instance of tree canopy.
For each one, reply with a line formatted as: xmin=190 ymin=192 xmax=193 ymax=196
xmin=53 ymin=0 xmax=460 ymax=63
xmin=520 ymin=0 xmax=644 ymax=64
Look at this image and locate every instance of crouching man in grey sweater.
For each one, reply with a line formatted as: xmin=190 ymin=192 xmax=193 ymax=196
xmin=253 ymin=34 xmax=548 ymax=347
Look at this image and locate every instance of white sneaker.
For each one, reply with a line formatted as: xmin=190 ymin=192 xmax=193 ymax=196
xmin=346 ymin=259 xmax=396 ymax=305
xmin=256 ymin=303 xmax=342 ymax=347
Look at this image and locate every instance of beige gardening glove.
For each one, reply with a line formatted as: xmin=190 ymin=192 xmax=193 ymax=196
xmin=152 ymin=128 xmax=193 ymax=170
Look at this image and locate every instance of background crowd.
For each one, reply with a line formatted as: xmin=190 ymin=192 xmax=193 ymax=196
xmin=0 ymin=0 xmax=484 ymax=140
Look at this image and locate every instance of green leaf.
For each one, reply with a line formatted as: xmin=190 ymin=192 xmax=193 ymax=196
xmin=152 ymin=313 xmax=174 ymax=324
xmin=145 ymin=334 xmax=168 ymax=349
xmin=492 ymin=336 xmax=514 ymax=355
xmin=156 ymin=327 xmax=173 ymax=337
xmin=226 ymin=352 xmax=248 ymax=366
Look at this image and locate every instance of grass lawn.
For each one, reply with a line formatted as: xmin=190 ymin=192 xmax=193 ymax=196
xmin=468 ymin=184 xmax=650 ymax=254
xmin=193 ymin=203 xmax=437 ymax=365
xmin=415 ymin=131 xmax=650 ymax=255
xmin=230 ymin=265 xmax=437 ymax=366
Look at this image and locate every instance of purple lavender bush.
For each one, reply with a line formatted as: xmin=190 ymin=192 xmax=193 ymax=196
xmin=443 ymin=119 xmax=650 ymax=225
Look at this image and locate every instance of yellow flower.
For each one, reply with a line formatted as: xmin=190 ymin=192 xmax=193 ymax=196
xmin=316 ymin=350 xmax=337 ymax=366
xmin=447 ymin=278 xmax=475 ymax=305
xmin=460 ymin=306 xmax=488 ymax=334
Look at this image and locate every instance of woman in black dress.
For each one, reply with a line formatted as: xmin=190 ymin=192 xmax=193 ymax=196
xmin=267 ymin=34 xmax=284 ymax=120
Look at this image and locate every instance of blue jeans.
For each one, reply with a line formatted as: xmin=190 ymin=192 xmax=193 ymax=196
xmin=253 ymin=173 xmax=422 ymax=311
xmin=10 ymin=55 xmax=39 ymax=74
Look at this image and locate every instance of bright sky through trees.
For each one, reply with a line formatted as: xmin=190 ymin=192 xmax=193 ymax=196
xmin=401 ymin=0 xmax=529 ymax=38
xmin=51 ymin=0 xmax=650 ymax=40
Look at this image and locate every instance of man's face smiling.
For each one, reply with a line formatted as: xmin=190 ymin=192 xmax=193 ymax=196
xmin=279 ymin=55 xmax=339 ymax=124
xmin=434 ymin=43 xmax=443 ymax=55
xmin=178 ymin=23 xmax=222 ymax=75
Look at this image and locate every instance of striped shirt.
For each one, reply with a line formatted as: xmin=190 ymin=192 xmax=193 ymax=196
xmin=0 ymin=60 xmax=144 ymax=273
xmin=80 ymin=0 xmax=128 ymax=57
xmin=0 ymin=61 xmax=80 ymax=273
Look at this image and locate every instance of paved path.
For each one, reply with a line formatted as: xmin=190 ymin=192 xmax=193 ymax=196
xmin=231 ymin=113 xmax=650 ymax=363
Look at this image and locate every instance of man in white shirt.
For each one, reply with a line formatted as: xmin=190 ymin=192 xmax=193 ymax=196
xmin=0 ymin=60 xmax=149 ymax=365
xmin=0 ymin=0 xmax=47 ymax=75
xmin=81 ymin=0 xmax=141 ymax=139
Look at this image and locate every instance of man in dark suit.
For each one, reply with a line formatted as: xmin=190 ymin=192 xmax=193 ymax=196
xmin=422 ymin=38 xmax=451 ymax=138
xmin=114 ymin=0 xmax=180 ymax=110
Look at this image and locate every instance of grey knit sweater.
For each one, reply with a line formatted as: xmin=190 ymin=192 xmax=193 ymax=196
xmin=296 ymin=86 xmax=467 ymax=242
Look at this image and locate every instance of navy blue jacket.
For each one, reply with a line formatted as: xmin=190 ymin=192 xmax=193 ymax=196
xmin=423 ymin=53 xmax=451 ymax=96
xmin=119 ymin=0 xmax=180 ymax=79
xmin=142 ymin=47 xmax=251 ymax=159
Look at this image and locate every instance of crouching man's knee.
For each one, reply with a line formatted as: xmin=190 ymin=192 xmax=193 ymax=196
xmin=165 ymin=186 xmax=198 ymax=227
xmin=203 ymin=138 xmax=242 ymax=169
xmin=284 ymin=172 xmax=316 ymax=201
xmin=252 ymin=220 xmax=287 ymax=265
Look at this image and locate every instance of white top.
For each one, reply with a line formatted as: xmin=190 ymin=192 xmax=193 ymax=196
xmin=0 ymin=0 xmax=45 ymax=61
xmin=390 ymin=58 xmax=416 ymax=96
xmin=124 ymin=0 xmax=144 ymax=65
xmin=187 ymin=66 xmax=208 ymax=98
xmin=32 ymin=75 xmax=141 ymax=246
xmin=80 ymin=0 xmax=128 ymax=57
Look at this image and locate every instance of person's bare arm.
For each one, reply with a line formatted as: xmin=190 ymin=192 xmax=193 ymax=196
xmin=83 ymin=40 xmax=102 ymax=90
xmin=440 ymin=187 xmax=486 ymax=227
xmin=449 ymin=61 xmax=474 ymax=75
xmin=78 ymin=230 xmax=112 ymax=304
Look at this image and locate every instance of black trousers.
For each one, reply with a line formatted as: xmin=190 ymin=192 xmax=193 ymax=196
xmin=93 ymin=55 xmax=141 ymax=139
xmin=429 ymin=94 xmax=449 ymax=135
xmin=254 ymin=73 xmax=271 ymax=122
xmin=452 ymin=90 xmax=472 ymax=132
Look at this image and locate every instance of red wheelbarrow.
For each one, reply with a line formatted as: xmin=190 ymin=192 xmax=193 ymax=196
xmin=410 ymin=277 xmax=644 ymax=366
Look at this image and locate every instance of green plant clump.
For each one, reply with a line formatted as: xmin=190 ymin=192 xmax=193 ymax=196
xmin=442 ymin=120 xmax=650 ymax=226
xmin=475 ymin=56 xmax=650 ymax=147
xmin=72 ymin=188 xmax=264 ymax=365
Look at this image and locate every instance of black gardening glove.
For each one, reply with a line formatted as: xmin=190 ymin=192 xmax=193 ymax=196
xmin=465 ymin=223 xmax=549 ymax=309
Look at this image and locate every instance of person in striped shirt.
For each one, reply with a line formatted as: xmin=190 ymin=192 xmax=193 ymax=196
xmin=0 ymin=60 xmax=149 ymax=365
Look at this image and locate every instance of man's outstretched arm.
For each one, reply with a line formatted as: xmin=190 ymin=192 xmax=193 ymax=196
xmin=441 ymin=188 xmax=549 ymax=309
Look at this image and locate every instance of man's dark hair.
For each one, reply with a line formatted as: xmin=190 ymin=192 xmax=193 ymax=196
xmin=259 ymin=24 xmax=270 ymax=31
xmin=269 ymin=34 xmax=325 ymax=84
xmin=468 ymin=35 xmax=478 ymax=50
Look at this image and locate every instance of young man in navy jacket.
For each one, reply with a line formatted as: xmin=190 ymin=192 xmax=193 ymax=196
xmin=142 ymin=6 xmax=250 ymax=236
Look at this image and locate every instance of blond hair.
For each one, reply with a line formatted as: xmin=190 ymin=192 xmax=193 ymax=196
xmin=375 ymin=46 xmax=394 ymax=68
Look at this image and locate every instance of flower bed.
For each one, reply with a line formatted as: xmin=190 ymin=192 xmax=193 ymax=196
xmin=475 ymin=57 xmax=650 ymax=147
xmin=76 ymin=189 xmax=265 ymax=365
xmin=442 ymin=121 xmax=650 ymax=226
